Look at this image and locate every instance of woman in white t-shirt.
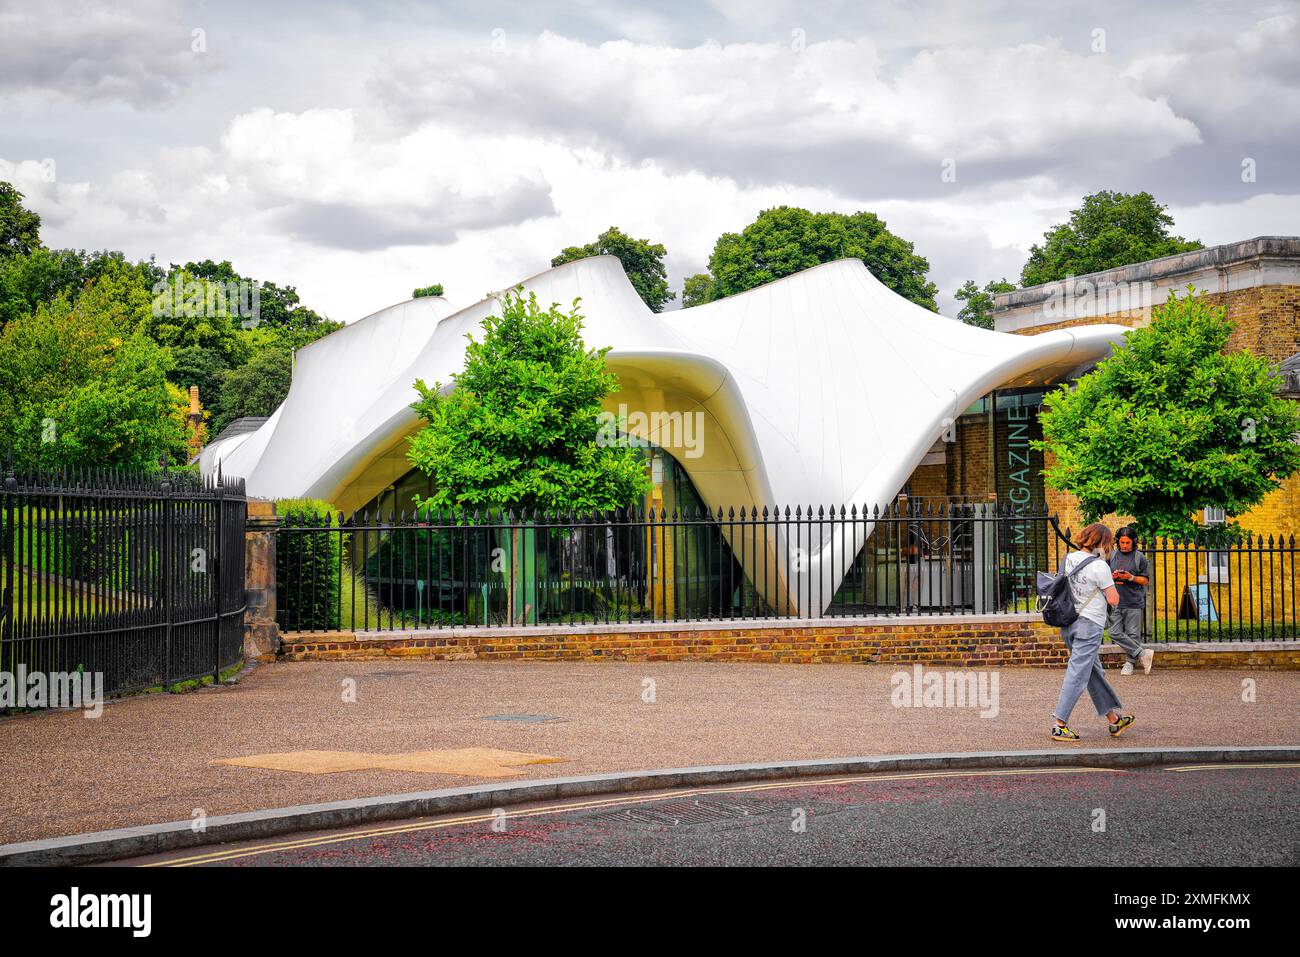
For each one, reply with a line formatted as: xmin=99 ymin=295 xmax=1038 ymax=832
xmin=1052 ymin=523 xmax=1137 ymax=741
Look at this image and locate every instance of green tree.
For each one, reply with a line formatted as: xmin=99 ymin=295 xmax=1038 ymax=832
xmin=413 ymin=283 xmax=444 ymax=298
xmin=681 ymin=273 xmax=714 ymax=308
xmin=1036 ymin=288 xmax=1300 ymax=538
xmin=0 ymin=182 xmax=41 ymax=263
xmin=212 ymin=346 xmax=293 ymax=434
xmin=144 ymin=265 xmax=251 ymax=370
xmin=169 ymin=345 xmax=230 ymax=414
xmin=693 ymin=206 xmax=939 ymax=310
xmin=552 ymin=226 xmax=675 ymax=312
xmin=954 ymin=278 xmax=1016 ymax=330
xmin=152 ymin=263 xmax=337 ymax=417
xmin=172 ymin=259 xmax=332 ymax=332
xmin=0 ymin=271 xmax=179 ymax=468
xmin=0 ymin=247 xmax=162 ymax=331
xmin=407 ymin=288 xmax=650 ymax=512
xmin=1021 ymin=190 xmax=1202 ymax=287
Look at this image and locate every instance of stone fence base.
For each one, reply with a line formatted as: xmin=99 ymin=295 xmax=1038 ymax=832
xmin=279 ymin=614 xmax=1300 ymax=670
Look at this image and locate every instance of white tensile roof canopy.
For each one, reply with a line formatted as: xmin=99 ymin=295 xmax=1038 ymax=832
xmin=203 ymin=255 xmax=1127 ymax=615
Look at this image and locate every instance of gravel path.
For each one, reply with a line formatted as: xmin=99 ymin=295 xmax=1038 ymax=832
xmin=1 ymin=659 xmax=1296 ymax=843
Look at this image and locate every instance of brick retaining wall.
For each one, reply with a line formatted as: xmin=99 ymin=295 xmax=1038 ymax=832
xmin=278 ymin=614 xmax=1300 ymax=670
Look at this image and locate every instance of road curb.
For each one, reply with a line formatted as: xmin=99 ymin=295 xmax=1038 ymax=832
xmin=3 ymin=745 xmax=1297 ymax=866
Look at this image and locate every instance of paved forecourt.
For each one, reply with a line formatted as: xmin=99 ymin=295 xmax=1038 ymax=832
xmin=0 ymin=659 xmax=1296 ymax=848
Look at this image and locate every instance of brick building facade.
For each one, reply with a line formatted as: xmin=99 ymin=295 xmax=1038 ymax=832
xmin=902 ymin=236 xmax=1300 ymax=537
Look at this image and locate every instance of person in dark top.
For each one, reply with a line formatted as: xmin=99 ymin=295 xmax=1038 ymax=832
xmin=1107 ymin=525 xmax=1154 ymax=675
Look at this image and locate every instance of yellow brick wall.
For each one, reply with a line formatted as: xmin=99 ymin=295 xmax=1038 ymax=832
xmin=1005 ymin=285 xmax=1300 ymax=361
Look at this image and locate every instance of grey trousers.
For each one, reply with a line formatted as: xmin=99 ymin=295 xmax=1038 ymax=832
xmin=1053 ymin=617 xmax=1123 ymax=723
xmin=1106 ymin=607 xmax=1146 ymax=664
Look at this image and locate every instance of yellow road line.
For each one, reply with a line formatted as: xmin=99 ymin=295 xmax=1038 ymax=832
xmin=1170 ymin=764 xmax=1300 ymax=769
xmin=151 ymin=766 xmax=1120 ymax=867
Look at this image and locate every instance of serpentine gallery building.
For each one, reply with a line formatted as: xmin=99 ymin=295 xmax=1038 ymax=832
xmin=202 ymin=236 xmax=1300 ymax=624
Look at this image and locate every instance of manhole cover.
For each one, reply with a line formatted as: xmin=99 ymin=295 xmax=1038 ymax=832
xmin=591 ymin=798 xmax=788 ymax=828
xmin=480 ymin=713 xmax=563 ymax=723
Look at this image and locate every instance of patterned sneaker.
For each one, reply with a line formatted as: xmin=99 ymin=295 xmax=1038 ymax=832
xmin=1120 ymin=662 xmax=1134 ymax=675
xmin=1109 ymin=714 xmax=1136 ymax=737
xmin=1051 ymin=723 xmax=1081 ymax=742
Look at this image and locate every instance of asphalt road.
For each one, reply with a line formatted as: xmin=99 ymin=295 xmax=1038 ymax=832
xmin=127 ymin=762 xmax=1300 ymax=867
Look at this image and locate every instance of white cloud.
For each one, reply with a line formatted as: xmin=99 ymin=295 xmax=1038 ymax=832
xmin=370 ymin=31 xmax=1201 ymax=193
xmin=1126 ymin=14 xmax=1300 ymax=139
xmin=0 ymin=0 xmax=211 ymax=107
xmin=4 ymin=10 xmax=1297 ymax=331
xmin=1170 ymin=192 xmax=1300 ymax=246
xmin=217 ymin=109 xmax=556 ymax=249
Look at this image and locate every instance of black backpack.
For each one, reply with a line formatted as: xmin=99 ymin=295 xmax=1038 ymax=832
xmin=1036 ymin=554 xmax=1100 ymax=628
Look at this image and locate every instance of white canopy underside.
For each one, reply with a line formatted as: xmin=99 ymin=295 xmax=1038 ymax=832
xmin=204 ymin=256 xmax=1127 ymax=614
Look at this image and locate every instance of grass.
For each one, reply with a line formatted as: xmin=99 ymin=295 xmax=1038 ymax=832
xmin=337 ymin=567 xmax=384 ymax=631
xmin=1143 ymin=619 xmax=1296 ymax=643
xmin=1 ymin=659 xmax=246 ymax=715
xmin=133 ymin=658 xmax=246 ymax=696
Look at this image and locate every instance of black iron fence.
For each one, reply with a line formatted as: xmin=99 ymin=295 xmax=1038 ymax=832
xmin=276 ymin=502 xmax=1068 ymax=632
xmin=1109 ymin=528 xmax=1300 ymax=642
xmin=0 ymin=466 xmax=248 ymax=700
xmin=277 ymin=503 xmax=1300 ymax=641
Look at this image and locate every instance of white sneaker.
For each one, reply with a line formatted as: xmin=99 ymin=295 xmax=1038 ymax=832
xmin=1120 ymin=662 xmax=1134 ymax=676
xmin=1141 ymin=648 xmax=1155 ymax=674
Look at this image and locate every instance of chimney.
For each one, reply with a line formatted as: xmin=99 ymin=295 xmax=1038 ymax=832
xmin=186 ymin=385 xmax=205 ymax=456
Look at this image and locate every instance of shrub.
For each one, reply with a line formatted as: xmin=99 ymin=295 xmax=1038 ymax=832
xmin=275 ymin=499 xmax=343 ymax=631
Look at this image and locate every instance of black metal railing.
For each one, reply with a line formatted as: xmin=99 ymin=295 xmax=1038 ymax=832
xmin=0 ymin=465 xmax=248 ymax=700
xmin=1048 ymin=519 xmax=1300 ymax=642
xmin=1141 ymin=531 xmax=1296 ymax=642
xmin=276 ymin=502 xmax=1070 ymax=632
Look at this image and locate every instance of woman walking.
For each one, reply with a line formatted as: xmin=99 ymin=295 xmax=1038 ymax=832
xmin=1107 ymin=525 xmax=1154 ymax=675
xmin=1052 ymin=523 xmax=1136 ymax=741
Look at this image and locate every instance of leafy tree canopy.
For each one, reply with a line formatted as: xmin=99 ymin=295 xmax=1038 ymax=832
xmin=0 ymin=270 xmax=179 ymax=468
xmin=144 ymin=265 xmax=251 ymax=369
xmin=681 ymin=273 xmax=714 ymax=309
xmin=170 ymin=259 xmax=332 ymax=332
xmin=1036 ymin=287 xmax=1300 ymax=539
xmin=0 ymin=247 xmax=162 ymax=331
xmin=413 ymin=283 xmax=444 ymax=298
xmin=954 ymin=278 xmax=1016 ymax=330
xmin=212 ymin=345 xmax=293 ymax=435
xmin=0 ymin=181 xmax=41 ymax=263
xmin=169 ymin=345 xmax=230 ymax=419
xmin=1020 ymin=190 xmax=1202 ymax=287
xmin=687 ymin=207 xmax=939 ymax=310
xmin=552 ymin=226 xmax=675 ymax=313
xmin=0 ymin=211 xmax=339 ymax=466
xmin=407 ymin=288 xmax=651 ymax=512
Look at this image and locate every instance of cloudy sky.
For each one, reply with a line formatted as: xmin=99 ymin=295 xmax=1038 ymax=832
xmin=2 ymin=0 xmax=1298 ymax=320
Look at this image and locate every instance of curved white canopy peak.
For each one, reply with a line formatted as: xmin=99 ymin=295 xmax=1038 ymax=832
xmin=204 ymin=256 xmax=1127 ymax=615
